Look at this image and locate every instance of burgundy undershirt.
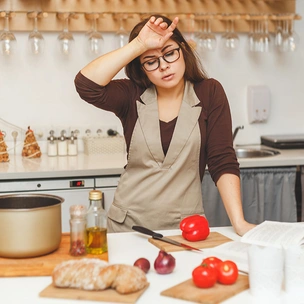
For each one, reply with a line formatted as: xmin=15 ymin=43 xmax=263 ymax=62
xmin=160 ymin=117 xmax=177 ymax=155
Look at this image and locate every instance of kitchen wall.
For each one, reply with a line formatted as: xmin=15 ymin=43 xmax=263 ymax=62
xmin=1 ymin=1 xmax=304 ymax=153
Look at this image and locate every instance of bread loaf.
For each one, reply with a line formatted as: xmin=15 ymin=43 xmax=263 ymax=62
xmin=52 ymin=258 xmax=148 ymax=294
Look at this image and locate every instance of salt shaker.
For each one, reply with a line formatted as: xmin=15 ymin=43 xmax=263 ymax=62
xmin=69 ymin=205 xmax=87 ymax=256
xmin=58 ymin=130 xmax=68 ymax=156
xmin=47 ymin=130 xmax=57 ymax=157
xmin=68 ymin=131 xmax=78 ymax=156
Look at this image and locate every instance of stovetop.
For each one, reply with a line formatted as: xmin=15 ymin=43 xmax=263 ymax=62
xmin=261 ymin=134 xmax=304 ymax=149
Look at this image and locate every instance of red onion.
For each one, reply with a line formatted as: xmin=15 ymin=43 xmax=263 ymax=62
xmin=154 ymin=250 xmax=176 ymax=274
xmin=133 ymin=258 xmax=150 ymax=273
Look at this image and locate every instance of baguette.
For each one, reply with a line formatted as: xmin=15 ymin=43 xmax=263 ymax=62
xmin=52 ymin=258 xmax=148 ymax=294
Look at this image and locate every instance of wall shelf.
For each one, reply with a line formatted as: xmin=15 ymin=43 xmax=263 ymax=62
xmin=0 ymin=0 xmax=301 ymax=33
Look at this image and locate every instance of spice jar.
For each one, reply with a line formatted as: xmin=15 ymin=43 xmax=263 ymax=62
xmin=68 ymin=131 xmax=78 ymax=156
xmin=69 ymin=205 xmax=87 ymax=256
xmin=86 ymin=190 xmax=108 ymax=255
xmin=58 ymin=130 xmax=68 ymax=156
xmin=47 ymin=130 xmax=57 ymax=157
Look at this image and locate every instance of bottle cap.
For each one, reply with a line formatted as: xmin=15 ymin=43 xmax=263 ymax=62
xmin=70 ymin=205 xmax=87 ymax=217
xmin=59 ymin=130 xmax=66 ymax=141
xmin=47 ymin=130 xmax=57 ymax=142
xmin=70 ymin=131 xmax=75 ymax=144
xmin=47 ymin=135 xmax=57 ymax=141
xmin=89 ymin=190 xmax=102 ymax=200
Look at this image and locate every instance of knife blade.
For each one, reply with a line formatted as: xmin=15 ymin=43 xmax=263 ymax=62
xmin=132 ymin=225 xmax=202 ymax=252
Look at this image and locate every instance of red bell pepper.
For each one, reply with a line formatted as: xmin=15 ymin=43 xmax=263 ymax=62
xmin=180 ymin=214 xmax=210 ymax=242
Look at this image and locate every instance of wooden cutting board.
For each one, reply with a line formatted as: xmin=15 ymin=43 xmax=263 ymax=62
xmin=39 ymin=283 xmax=149 ymax=303
xmin=0 ymin=233 xmax=108 ymax=277
xmin=148 ymin=232 xmax=231 ymax=252
xmin=161 ymin=274 xmax=249 ymax=304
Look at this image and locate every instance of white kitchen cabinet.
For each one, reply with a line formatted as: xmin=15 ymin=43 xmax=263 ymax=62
xmin=0 ymin=175 xmax=120 ymax=232
xmin=202 ymin=167 xmax=298 ymax=227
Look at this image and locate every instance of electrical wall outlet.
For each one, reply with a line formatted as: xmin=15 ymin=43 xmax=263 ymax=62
xmin=247 ymin=85 xmax=271 ymax=124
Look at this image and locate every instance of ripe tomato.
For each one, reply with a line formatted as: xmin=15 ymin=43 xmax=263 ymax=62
xmin=192 ymin=264 xmax=217 ymax=288
xmin=217 ymin=260 xmax=238 ymax=285
xmin=202 ymin=256 xmax=222 ymax=277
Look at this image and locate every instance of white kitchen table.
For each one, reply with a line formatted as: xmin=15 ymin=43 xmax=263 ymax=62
xmin=0 ymin=226 xmax=301 ymax=304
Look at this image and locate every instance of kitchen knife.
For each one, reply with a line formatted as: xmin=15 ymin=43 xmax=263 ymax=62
xmin=132 ymin=225 xmax=202 ymax=252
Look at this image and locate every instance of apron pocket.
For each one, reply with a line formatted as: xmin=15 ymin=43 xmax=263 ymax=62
xmin=108 ymin=204 xmax=128 ymax=224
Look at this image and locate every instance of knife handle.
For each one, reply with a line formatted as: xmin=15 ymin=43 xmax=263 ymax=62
xmin=132 ymin=225 xmax=163 ymax=238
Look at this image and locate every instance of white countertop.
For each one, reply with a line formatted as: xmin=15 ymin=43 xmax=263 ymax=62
xmin=1 ymin=146 xmax=304 ymax=180
xmin=0 ymin=226 xmax=300 ymax=304
xmin=0 ymin=153 xmax=127 ymax=180
xmin=235 ymin=145 xmax=304 ymax=168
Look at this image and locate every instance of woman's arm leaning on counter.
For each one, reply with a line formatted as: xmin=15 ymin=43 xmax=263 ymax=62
xmin=216 ymin=173 xmax=256 ymax=236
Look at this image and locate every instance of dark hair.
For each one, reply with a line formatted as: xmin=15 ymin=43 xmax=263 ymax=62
xmin=125 ymin=15 xmax=208 ymax=88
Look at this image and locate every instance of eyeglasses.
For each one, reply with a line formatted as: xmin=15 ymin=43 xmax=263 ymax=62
xmin=141 ymin=47 xmax=181 ymax=72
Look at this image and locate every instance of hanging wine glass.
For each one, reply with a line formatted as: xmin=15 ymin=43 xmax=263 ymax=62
xmin=280 ymin=17 xmax=300 ymax=52
xmin=274 ymin=19 xmax=283 ymax=48
xmin=85 ymin=14 xmax=103 ymax=57
xmin=287 ymin=18 xmax=300 ymax=52
xmin=184 ymin=14 xmax=197 ymax=50
xmin=248 ymin=20 xmax=256 ymax=52
xmin=248 ymin=17 xmax=261 ymax=53
xmin=254 ymin=19 xmax=263 ymax=52
xmin=114 ymin=14 xmax=129 ymax=49
xmin=28 ymin=14 xmax=45 ymax=55
xmin=195 ymin=19 xmax=207 ymax=55
xmin=200 ymin=18 xmax=216 ymax=52
xmin=259 ymin=18 xmax=271 ymax=52
xmin=57 ymin=15 xmax=74 ymax=55
xmin=220 ymin=17 xmax=239 ymax=51
xmin=0 ymin=12 xmax=17 ymax=56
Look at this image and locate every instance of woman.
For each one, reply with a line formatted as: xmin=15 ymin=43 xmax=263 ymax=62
xmin=75 ymin=15 xmax=255 ymax=235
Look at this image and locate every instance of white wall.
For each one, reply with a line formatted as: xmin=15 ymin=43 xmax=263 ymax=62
xmin=1 ymin=1 xmax=304 ymax=152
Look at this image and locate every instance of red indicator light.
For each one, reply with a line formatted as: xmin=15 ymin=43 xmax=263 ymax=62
xmin=70 ymin=180 xmax=84 ymax=188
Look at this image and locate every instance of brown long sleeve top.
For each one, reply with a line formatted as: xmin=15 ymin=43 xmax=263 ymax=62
xmin=74 ymin=72 xmax=239 ymax=184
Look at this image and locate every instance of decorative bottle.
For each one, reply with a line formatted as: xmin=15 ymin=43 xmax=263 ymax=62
xmin=85 ymin=190 xmax=108 ymax=255
xmin=69 ymin=205 xmax=87 ymax=256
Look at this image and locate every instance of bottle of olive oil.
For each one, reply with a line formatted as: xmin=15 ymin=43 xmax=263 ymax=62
xmin=85 ymin=190 xmax=108 ymax=255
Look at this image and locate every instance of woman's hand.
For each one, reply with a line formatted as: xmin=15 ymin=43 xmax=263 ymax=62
xmin=234 ymin=220 xmax=256 ymax=236
xmin=136 ymin=16 xmax=179 ymax=50
xmin=80 ymin=16 xmax=178 ymax=87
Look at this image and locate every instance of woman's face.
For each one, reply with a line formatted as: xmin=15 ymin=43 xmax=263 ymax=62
xmin=139 ymin=40 xmax=185 ymax=90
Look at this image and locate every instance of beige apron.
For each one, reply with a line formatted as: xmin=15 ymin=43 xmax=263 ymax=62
xmin=107 ymin=81 xmax=204 ymax=232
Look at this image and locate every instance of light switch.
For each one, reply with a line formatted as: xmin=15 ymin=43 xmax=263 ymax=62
xmin=247 ymin=85 xmax=271 ymax=124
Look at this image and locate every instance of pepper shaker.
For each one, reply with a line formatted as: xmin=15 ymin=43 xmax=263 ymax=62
xmin=69 ymin=205 xmax=87 ymax=257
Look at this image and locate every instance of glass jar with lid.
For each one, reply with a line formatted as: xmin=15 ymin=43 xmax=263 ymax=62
xmin=58 ymin=130 xmax=68 ymax=156
xmin=68 ymin=130 xmax=78 ymax=156
xmin=69 ymin=205 xmax=87 ymax=256
xmin=47 ymin=130 xmax=57 ymax=156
